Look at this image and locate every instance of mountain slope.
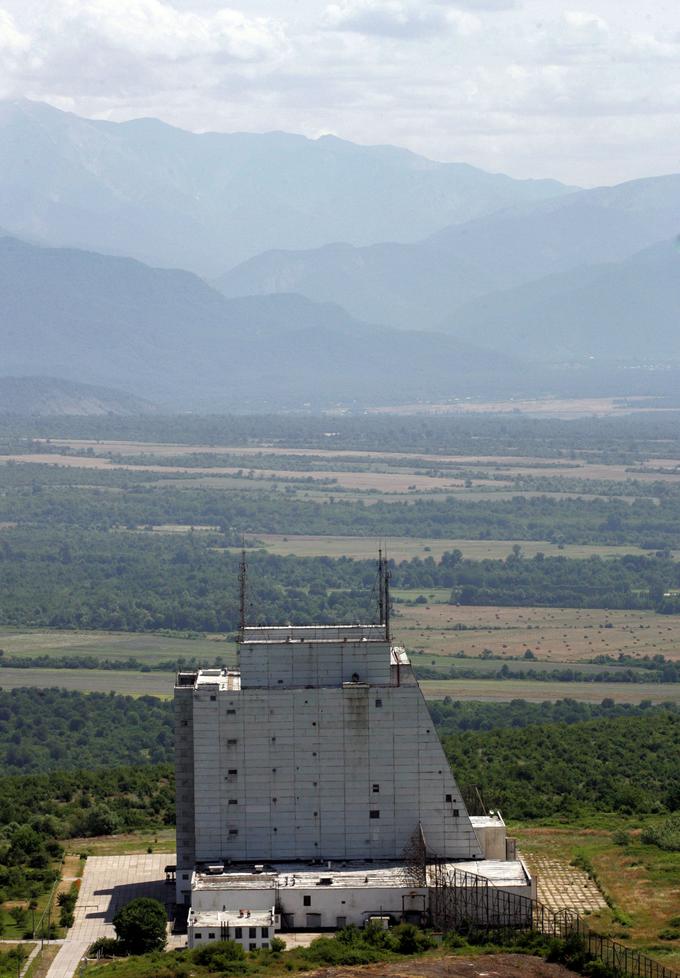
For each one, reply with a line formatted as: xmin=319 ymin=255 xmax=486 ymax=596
xmin=444 ymin=240 xmax=680 ymax=361
xmin=0 ymin=99 xmax=572 ymax=275
xmin=0 ymin=376 xmax=155 ymax=415
xmin=216 ymin=174 xmax=680 ymax=331
xmin=0 ymin=236 xmax=521 ymax=410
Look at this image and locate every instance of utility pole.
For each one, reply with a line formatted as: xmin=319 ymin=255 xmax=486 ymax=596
xmin=377 ymin=548 xmax=385 ymax=625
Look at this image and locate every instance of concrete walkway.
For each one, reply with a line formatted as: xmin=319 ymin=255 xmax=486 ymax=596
xmin=45 ymin=853 xmax=176 ymax=978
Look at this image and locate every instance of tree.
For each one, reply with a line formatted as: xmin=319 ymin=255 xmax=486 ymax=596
xmin=113 ymin=898 xmax=166 ymax=954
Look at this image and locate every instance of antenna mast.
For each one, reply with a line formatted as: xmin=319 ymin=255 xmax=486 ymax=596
xmin=383 ymin=552 xmax=391 ymax=644
xmin=377 ymin=547 xmax=385 ymax=625
xmin=238 ymin=543 xmax=247 ymax=642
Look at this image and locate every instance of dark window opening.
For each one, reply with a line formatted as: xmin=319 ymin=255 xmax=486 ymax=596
xmin=303 ymin=895 xmax=311 ymax=907
xmin=370 ymin=810 xmax=380 ymax=819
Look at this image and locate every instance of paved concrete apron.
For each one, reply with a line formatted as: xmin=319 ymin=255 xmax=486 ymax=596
xmin=45 ymin=853 xmax=176 ymax=978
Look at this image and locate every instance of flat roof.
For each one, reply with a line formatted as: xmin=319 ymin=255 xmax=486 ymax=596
xmin=193 ymin=669 xmax=241 ymax=691
xmin=190 ymin=910 xmax=275 ymax=928
xmin=194 ymin=861 xmax=421 ymax=891
xmin=194 ymin=858 xmax=530 ymax=891
xmin=470 ymin=814 xmax=506 ymax=828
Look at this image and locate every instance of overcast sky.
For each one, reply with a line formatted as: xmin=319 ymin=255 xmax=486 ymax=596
xmin=1 ymin=0 xmax=679 ymax=186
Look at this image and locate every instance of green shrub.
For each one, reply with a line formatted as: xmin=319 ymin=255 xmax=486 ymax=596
xmin=113 ymin=897 xmax=167 ymax=954
xmin=88 ymin=937 xmax=124 ymax=958
xmin=640 ymin=815 xmax=680 ymax=851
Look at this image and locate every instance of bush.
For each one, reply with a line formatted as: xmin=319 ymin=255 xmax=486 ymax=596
xmin=192 ymin=940 xmax=246 ymax=969
xmin=640 ymin=815 xmax=680 ymax=851
xmin=269 ymin=937 xmax=286 ymax=952
xmin=88 ymin=937 xmax=124 ymax=958
xmin=113 ymin=897 xmax=167 ymax=954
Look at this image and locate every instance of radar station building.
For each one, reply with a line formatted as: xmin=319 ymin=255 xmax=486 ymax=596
xmin=175 ymin=597 xmax=533 ymax=946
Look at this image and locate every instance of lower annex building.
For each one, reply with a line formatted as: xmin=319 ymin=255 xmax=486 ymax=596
xmin=175 ymin=615 xmax=534 ymax=948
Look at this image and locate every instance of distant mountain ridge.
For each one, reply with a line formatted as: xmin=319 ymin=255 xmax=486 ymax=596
xmin=216 ymin=173 xmax=680 ymax=333
xmin=444 ymin=240 xmax=680 ymax=361
xmin=0 ymin=99 xmax=573 ymax=276
xmin=0 ymin=235 xmax=523 ymax=410
xmin=0 ymin=376 xmax=155 ymax=415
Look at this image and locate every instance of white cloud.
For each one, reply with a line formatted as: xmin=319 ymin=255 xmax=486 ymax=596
xmin=0 ymin=8 xmax=28 ymax=52
xmin=324 ymin=1 xmax=450 ymax=38
xmin=0 ymin=0 xmax=679 ymax=185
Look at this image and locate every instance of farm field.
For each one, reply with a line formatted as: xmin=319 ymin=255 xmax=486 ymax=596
xmin=0 ymin=628 xmax=235 ymax=664
xmin=0 ymin=667 xmax=173 ymax=696
xmin=394 ymin=603 xmax=680 ymax=662
xmin=242 ymin=533 xmax=670 ymax=561
xmin=3 ymin=666 xmax=678 ymax=704
xmin=419 ymin=678 xmax=680 ymax=703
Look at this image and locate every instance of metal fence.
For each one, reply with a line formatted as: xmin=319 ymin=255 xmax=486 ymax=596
xmin=429 ymin=861 xmax=680 ymax=978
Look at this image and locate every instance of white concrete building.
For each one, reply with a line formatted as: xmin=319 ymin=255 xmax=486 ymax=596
xmin=188 ymin=907 xmax=278 ymax=950
xmin=175 ymin=622 xmax=533 ymax=935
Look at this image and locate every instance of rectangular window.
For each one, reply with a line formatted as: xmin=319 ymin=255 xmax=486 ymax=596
xmin=208 ymin=933 xmax=215 ymax=939
xmin=453 ymin=809 xmax=460 ymax=817
xmin=370 ymin=810 xmax=380 ymax=819
xmin=227 ymin=708 xmax=236 ymax=715
xmin=261 ymin=928 xmax=269 ymax=938
xmin=194 ymin=933 xmax=202 ymax=940
xmin=228 ymin=799 xmax=238 ymax=805
xmin=227 ymin=769 xmax=238 ymax=780
xmin=234 ymin=928 xmax=242 ymax=939
xmin=210 ymin=695 xmax=216 ymax=701
xmin=249 ymin=943 xmax=257 ymax=951
xmin=227 ymin=738 xmax=238 ymax=747
xmin=303 ymin=895 xmax=311 ymax=907
xmin=372 ymin=784 xmax=380 ymax=793
xmin=375 ymin=699 xmax=382 ymax=707
xmin=182 ymin=873 xmax=188 ymax=880
xmin=229 ymin=828 xmax=239 ymax=836
xmin=445 ymin=794 xmax=452 ymax=802
xmin=249 ymin=927 xmax=257 ymax=938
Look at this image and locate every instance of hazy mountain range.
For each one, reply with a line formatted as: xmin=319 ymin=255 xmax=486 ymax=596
xmin=0 ymin=101 xmax=679 ymax=411
xmin=0 ymin=99 xmax=571 ymax=276
xmin=0 ymin=235 xmax=522 ymax=410
xmin=0 ymin=376 xmax=154 ymax=415
xmin=217 ymin=174 xmax=680 ymax=333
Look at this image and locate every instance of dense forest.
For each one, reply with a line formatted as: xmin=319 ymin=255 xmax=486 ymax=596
xmin=2 ymin=528 xmax=680 ymax=632
xmin=4 ymin=411 xmax=680 ymax=460
xmin=443 ymin=711 xmax=680 ymax=818
xmin=0 ymin=690 xmax=173 ymax=773
xmin=1 ymin=690 xmax=678 ymax=822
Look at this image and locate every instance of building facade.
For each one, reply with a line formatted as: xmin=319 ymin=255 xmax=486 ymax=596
xmin=175 ymin=622 xmax=533 ymax=937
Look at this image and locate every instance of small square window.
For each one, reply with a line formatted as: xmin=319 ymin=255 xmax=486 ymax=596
xmin=303 ymin=895 xmax=311 ymax=907
xmin=372 ymin=784 xmax=380 ymax=793
xmin=208 ymin=932 xmax=215 ymax=939
xmin=182 ymin=873 xmax=189 ymax=880
xmin=227 ymin=708 xmax=236 ymax=715
xmin=227 ymin=738 xmax=238 ymax=747
xmin=370 ymin=810 xmax=380 ymax=819
xmin=375 ymin=699 xmax=382 ymax=707
xmin=210 ymin=695 xmax=216 ymax=701
xmin=453 ymin=809 xmax=460 ymax=817
xmin=249 ymin=943 xmax=257 ymax=951
xmin=229 ymin=828 xmax=239 ymax=836
xmin=194 ymin=933 xmax=202 ymax=940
